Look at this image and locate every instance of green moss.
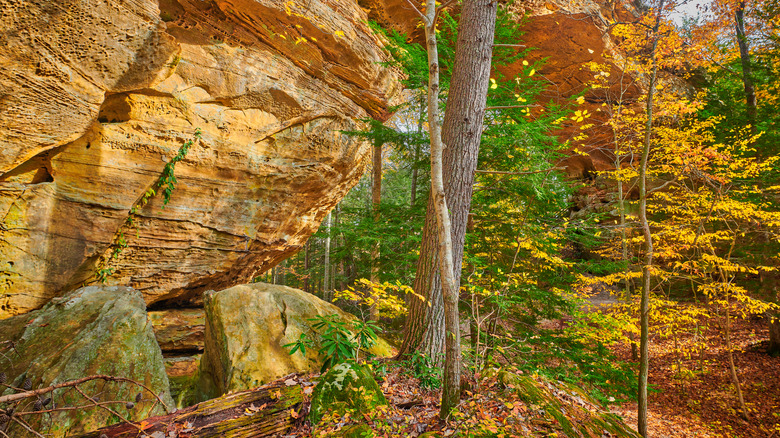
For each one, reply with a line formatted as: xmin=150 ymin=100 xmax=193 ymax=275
xmin=496 ymin=370 xmax=639 ymax=438
xmin=309 ymin=361 xmax=387 ymax=424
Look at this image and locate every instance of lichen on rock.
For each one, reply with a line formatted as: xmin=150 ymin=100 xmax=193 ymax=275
xmin=309 ymin=360 xmax=387 ymax=425
xmin=196 ymin=282 xmax=394 ymax=401
xmin=0 ymin=285 xmax=173 ymax=437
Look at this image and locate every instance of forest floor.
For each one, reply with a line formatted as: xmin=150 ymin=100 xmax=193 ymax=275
xmin=281 ymin=314 xmax=780 ymax=437
xmin=610 ymin=317 xmax=780 ymax=438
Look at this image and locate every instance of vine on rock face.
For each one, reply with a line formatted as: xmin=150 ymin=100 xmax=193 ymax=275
xmin=95 ymin=129 xmax=202 ymax=284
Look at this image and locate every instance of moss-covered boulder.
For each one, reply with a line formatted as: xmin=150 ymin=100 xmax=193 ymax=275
xmin=197 ymin=283 xmax=394 ymax=400
xmin=309 ymin=361 xmax=387 ymax=424
xmin=0 ymin=286 xmax=173 ymax=437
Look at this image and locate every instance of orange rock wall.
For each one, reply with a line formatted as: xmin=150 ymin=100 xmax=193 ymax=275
xmin=0 ymin=0 xmax=400 ymax=316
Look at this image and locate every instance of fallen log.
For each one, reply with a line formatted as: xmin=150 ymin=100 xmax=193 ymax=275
xmin=76 ymin=376 xmax=307 ymax=438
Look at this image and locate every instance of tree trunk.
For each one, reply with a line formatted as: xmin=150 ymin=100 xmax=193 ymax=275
xmin=398 ymin=0 xmax=497 ymax=365
xmin=418 ymin=0 xmax=460 ymax=418
xmin=78 ymin=379 xmax=303 ymax=438
xmin=370 ymin=137 xmax=382 ymax=320
xmin=411 ymin=92 xmax=424 ymax=207
xmin=333 ymin=204 xmax=341 ymax=292
xmin=399 ymin=208 xmax=446 ymax=361
xmin=735 ymin=0 xmax=757 ymax=130
xmin=400 ymin=0 xmax=498 ymax=420
xmin=323 ymin=211 xmax=332 ymax=302
xmin=303 ymin=240 xmax=310 ymax=293
xmin=638 ymin=2 xmax=665 ymax=435
xmin=724 ymin=291 xmax=749 ymax=419
xmin=769 ymin=313 xmax=780 ymax=355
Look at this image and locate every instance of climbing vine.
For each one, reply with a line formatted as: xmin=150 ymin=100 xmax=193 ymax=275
xmin=95 ymin=128 xmax=202 ymax=283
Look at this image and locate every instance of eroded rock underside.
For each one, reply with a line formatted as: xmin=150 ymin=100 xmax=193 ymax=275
xmin=0 ymin=0 xmax=400 ymax=316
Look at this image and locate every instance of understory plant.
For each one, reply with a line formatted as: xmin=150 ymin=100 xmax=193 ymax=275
xmin=284 ymin=314 xmax=379 ymax=371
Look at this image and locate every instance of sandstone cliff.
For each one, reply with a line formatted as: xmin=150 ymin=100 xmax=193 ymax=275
xmin=364 ymin=0 xmax=641 ymax=178
xmin=0 ymin=0 xmax=400 ymax=317
xmin=0 ymin=0 xmax=640 ymax=317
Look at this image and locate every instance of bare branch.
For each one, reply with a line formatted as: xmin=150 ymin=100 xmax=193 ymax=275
xmin=72 ymin=385 xmax=148 ymax=437
xmin=647 ymin=178 xmax=679 ymax=194
xmin=10 ymin=416 xmax=45 ymax=438
xmin=433 ymin=0 xmax=457 ymax=24
xmin=0 ymin=375 xmax=168 ymax=413
xmin=17 ymin=400 xmax=136 ymax=416
xmin=493 ymin=44 xmax=527 ymax=48
xmin=484 ymin=104 xmax=538 ymax=111
xmin=402 ymin=0 xmax=428 ymax=23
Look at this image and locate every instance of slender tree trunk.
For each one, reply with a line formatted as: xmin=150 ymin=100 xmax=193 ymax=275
xmin=419 ymin=1 xmax=460 ymax=418
xmin=735 ymin=1 xmax=757 ymax=130
xmin=411 ymin=93 xmax=425 ymax=207
xmin=274 ymin=260 xmax=286 ymax=286
xmin=725 ymin=291 xmax=749 ymax=419
xmin=769 ymin=309 xmax=780 ymax=355
xmin=370 ymin=138 xmax=382 ymax=320
xmin=303 ymin=241 xmax=310 ymax=293
xmin=638 ymin=2 xmax=665 ymax=435
xmin=323 ymin=212 xmax=332 ymax=302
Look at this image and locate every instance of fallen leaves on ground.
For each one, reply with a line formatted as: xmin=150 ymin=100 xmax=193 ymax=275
xmin=611 ymin=317 xmax=780 ymax=438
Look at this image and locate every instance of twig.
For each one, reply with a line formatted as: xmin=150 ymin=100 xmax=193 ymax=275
xmin=493 ymin=44 xmax=527 ymax=48
xmin=401 ymin=0 xmax=428 ymax=23
xmin=433 ymin=0 xmax=458 ymax=23
xmin=0 ymin=375 xmax=168 ymax=413
xmin=484 ymin=104 xmax=538 ymax=110
xmin=72 ymin=385 xmax=148 ymax=438
xmin=17 ymin=400 xmax=136 ymax=416
xmin=647 ymin=178 xmax=679 ymax=194
xmin=10 ymin=416 xmax=45 ymax=438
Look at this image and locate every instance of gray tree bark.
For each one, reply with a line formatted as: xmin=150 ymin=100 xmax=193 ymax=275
xmin=638 ymin=2 xmax=665 ymax=435
xmin=398 ymin=0 xmax=497 ymax=419
xmin=323 ymin=211 xmax=332 ymax=302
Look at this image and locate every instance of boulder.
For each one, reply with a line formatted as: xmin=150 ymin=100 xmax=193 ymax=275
xmin=197 ymin=283 xmax=394 ymax=400
xmin=0 ymin=286 xmax=173 ymax=437
xmin=309 ymin=361 xmax=387 ymax=424
xmin=0 ymin=0 xmax=400 ymax=318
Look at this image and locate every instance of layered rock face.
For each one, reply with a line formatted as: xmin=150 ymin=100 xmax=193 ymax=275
xmin=0 ymin=0 xmax=399 ymax=316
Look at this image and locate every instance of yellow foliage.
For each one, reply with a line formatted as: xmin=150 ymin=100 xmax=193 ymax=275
xmin=333 ymin=279 xmax=424 ymax=320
